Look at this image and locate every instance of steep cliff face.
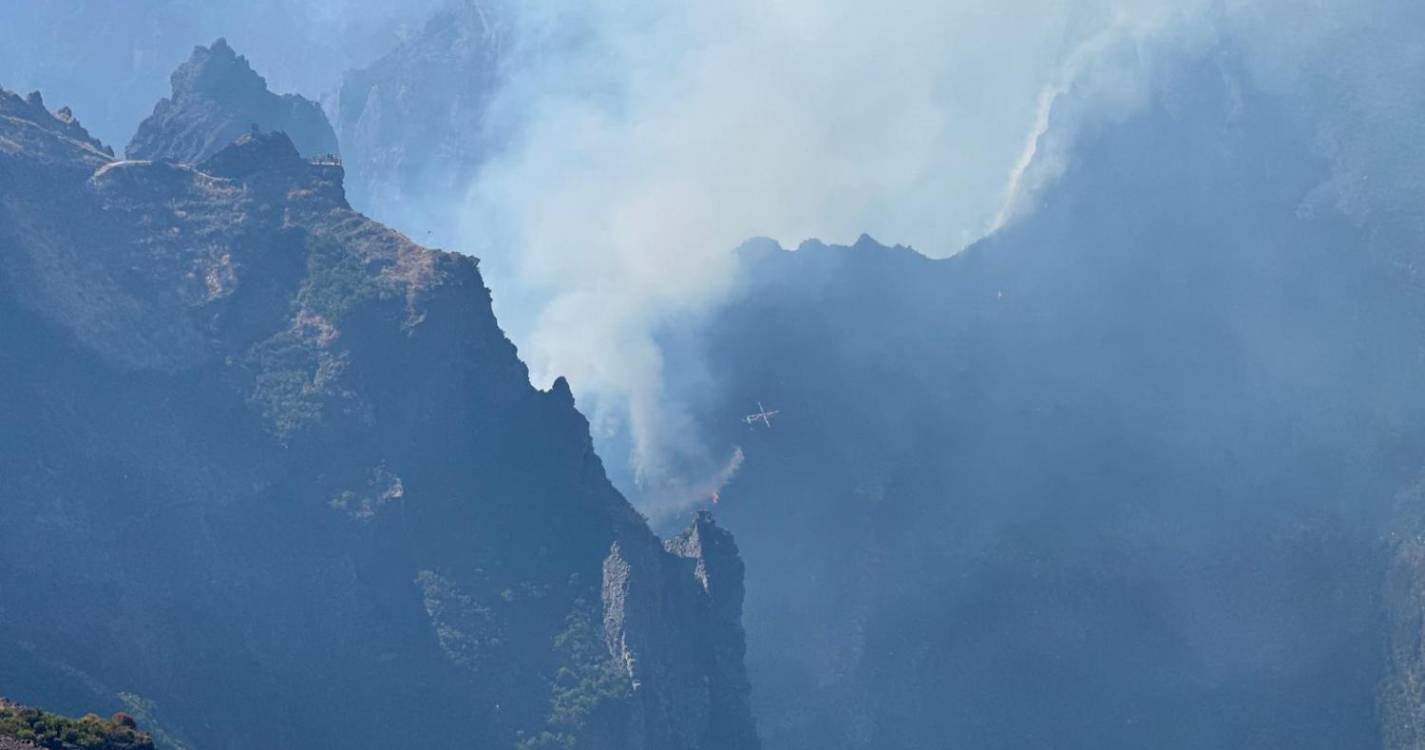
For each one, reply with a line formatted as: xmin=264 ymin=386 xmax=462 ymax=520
xmin=0 ymin=81 xmax=756 ymax=750
xmin=600 ymin=512 xmax=759 ymax=750
xmin=125 ymin=39 xmax=339 ymax=163
xmin=0 ymin=89 xmax=113 ymax=169
xmin=664 ymin=513 xmax=760 ymax=750
xmin=334 ymin=0 xmax=505 ymax=234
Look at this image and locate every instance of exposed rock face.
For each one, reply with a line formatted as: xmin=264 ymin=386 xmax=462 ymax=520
xmin=125 ymin=39 xmax=339 ymax=163
xmin=664 ymin=513 xmax=760 ymax=750
xmin=0 ymin=2 xmax=443 ymax=149
xmin=600 ymin=512 xmax=759 ymax=750
xmin=335 ymin=0 xmax=505 ymax=233
xmin=0 ymin=84 xmax=756 ymax=749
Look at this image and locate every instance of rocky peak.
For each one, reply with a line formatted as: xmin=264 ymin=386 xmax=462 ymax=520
xmin=14 ymin=91 xmax=106 ymax=150
xmin=126 ymin=39 xmax=339 ymax=163
xmin=0 ymin=88 xmax=112 ymax=170
xmin=666 ymin=511 xmax=744 ymax=600
xmin=168 ymin=38 xmax=265 ymax=104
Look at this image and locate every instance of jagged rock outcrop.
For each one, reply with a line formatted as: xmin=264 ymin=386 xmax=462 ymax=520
xmin=125 ymin=39 xmax=338 ymax=163
xmin=0 ymin=89 xmax=112 ymax=170
xmin=664 ymin=513 xmax=760 ymax=750
xmin=600 ymin=512 xmax=759 ymax=750
xmin=0 ymin=79 xmax=755 ymax=749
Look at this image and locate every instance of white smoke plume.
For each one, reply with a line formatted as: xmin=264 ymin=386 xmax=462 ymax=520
xmin=457 ymin=0 xmax=1425 ymax=517
xmin=460 ymin=1 xmax=1112 ymax=516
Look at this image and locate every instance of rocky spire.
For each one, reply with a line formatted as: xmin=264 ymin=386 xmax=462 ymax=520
xmin=126 ymin=38 xmax=338 ymax=163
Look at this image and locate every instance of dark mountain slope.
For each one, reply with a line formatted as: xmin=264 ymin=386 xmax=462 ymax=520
xmin=0 ymin=83 xmax=757 ymax=750
xmin=658 ymin=55 xmax=1425 ymax=748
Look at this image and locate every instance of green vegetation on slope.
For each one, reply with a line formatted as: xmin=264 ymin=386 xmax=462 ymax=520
xmin=518 ymin=599 xmax=634 ymax=750
xmin=0 ymin=700 xmax=154 ymax=750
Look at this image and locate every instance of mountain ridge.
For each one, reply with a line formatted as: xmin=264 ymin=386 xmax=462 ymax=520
xmin=0 ymin=57 xmax=758 ymax=750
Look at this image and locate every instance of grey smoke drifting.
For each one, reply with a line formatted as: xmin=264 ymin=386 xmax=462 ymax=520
xmin=457 ymin=0 xmax=1212 ymax=516
xmin=456 ymin=0 xmax=1425 ymax=518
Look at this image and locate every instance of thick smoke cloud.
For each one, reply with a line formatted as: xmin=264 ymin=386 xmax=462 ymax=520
xmin=458 ymin=0 xmax=1194 ymax=515
xmin=459 ymin=0 xmax=1425 ymax=518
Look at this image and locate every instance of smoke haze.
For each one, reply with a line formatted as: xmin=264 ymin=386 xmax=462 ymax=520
xmin=459 ymin=0 xmax=1415 ymax=515
xmin=7 ymin=1 xmax=1422 ymax=518
xmin=461 ymin=1 xmax=1143 ymax=512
